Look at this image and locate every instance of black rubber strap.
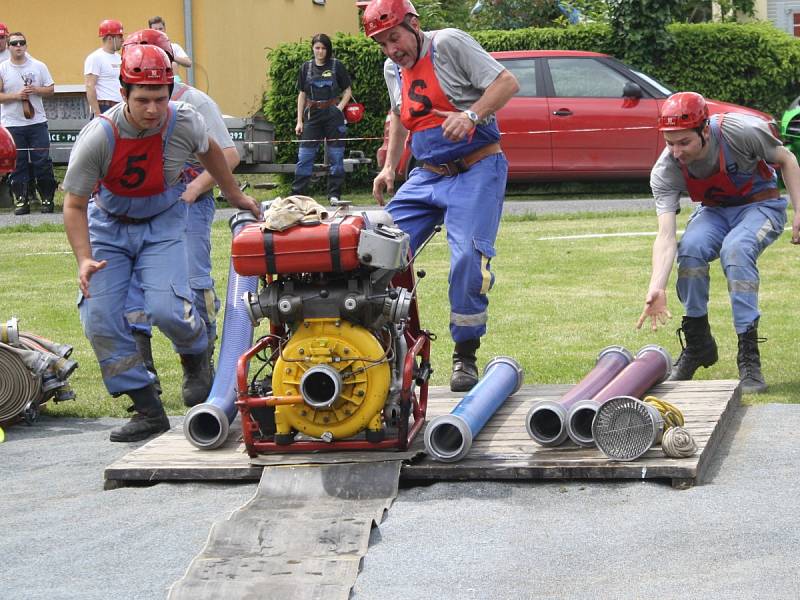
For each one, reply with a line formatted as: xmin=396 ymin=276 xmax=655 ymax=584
xmin=329 ymin=221 xmax=341 ymax=272
xmin=263 ymin=231 xmax=276 ymax=274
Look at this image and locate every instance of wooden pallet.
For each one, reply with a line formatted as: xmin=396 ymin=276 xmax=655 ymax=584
xmin=104 ymin=380 xmax=739 ymax=489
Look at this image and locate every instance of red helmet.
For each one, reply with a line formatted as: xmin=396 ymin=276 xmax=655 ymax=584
xmin=123 ymin=29 xmax=174 ymax=62
xmin=0 ymin=23 xmax=9 ymax=37
xmin=343 ymin=102 xmax=365 ymax=124
xmin=0 ymin=127 xmax=17 ymax=175
xmin=120 ymin=45 xmax=174 ymax=85
xmin=658 ymin=92 xmax=709 ymax=131
xmin=363 ymin=0 xmax=418 ymax=38
xmin=99 ymin=19 xmax=124 ymax=38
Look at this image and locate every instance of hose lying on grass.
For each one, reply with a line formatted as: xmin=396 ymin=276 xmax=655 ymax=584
xmin=0 ymin=318 xmax=78 ymax=426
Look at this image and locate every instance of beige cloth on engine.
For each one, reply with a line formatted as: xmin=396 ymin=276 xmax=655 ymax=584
xmin=260 ymin=195 xmax=330 ymax=231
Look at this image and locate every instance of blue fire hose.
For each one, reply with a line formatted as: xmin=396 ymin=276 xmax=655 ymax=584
xmin=184 ymin=211 xmax=259 ymax=449
xmin=424 ymin=356 xmax=524 ymax=462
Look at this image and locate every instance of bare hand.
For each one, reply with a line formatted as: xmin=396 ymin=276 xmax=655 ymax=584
xmin=372 ymin=169 xmax=395 ymax=206
xmin=22 ymin=85 xmax=35 ymax=96
xmin=432 ymin=109 xmax=475 ymax=142
xmin=228 ymin=192 xmax=261 ymax=219
xmin=792 ymin=211 xmax=800 ymax=245
xmin=78 ymin=258 xmax=108 ymax=298
xmin=18 ymin=90 xmax=29 ymax=101
xmin=180 ymin=186 xmax=201 ymax=204
xmin=636 ymin=289 xmax=672 ymax=332
xmin=295 ymin=122 xmax=303 ymax=136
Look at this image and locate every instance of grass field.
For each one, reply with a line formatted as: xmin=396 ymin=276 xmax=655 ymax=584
xmin=1 ymin=207 xmax=798 ymax=418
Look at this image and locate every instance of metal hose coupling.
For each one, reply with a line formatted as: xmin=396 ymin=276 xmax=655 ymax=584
xmin=425 ymin=356 xmax=524 ymax=462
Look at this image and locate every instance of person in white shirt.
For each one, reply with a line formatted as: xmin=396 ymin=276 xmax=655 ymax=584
xmin=147 ymin=16 xmax=192 ymax=74
xmin=0 ymin=32 xmax=56 ymax=214
xmin=84 ymin=19 xmax=123 ymax=117
xmin=0 ymin=23 xmax=9 ymax=63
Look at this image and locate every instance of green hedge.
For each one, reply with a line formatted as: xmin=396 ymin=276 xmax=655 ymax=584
xmin=264 ymin=22 xmax=800 ymax=187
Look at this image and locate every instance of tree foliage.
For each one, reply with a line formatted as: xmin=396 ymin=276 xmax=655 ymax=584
xmin=609 ymin=0 xmax=680 ymax=70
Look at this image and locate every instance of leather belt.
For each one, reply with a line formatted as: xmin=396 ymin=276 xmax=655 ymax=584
xmin=306 ymin=98 xmax=338 ymax=110
xmin=421 ymin=143 xmax=503 ymax=177
xmin=701 ymin=187 xmax=780 ymax=207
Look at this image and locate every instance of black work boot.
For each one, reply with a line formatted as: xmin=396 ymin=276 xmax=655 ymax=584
xmin=109 ymin=384 xmax=170 ymax=442
xmin=670 ymin=315 xmax=719 ymax=380
xmin=180 ymin=349 xmax=213 ymax=407
xmin=737 ymin=319 xmax=767 ymax=394
xmin=132 ymin=330 xmax=162 ymax=396
xmin=450 ymin=339 xmax=480 ymax=393
xmin=40 ymin=197 xmax=54 ymax=214
xmin=13 ymin=194 xmax=30 ymax=216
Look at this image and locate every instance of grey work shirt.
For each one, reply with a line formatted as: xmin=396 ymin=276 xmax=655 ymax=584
xmin=173 ymin=83 xmax=234 ymax=168
xmin=650 ymin=112 xmax=782 ymax=215
xmin=383 ymin=28 xmax=505 ymax=118
xmin=63 ymin=100 xmax=209 ymax=199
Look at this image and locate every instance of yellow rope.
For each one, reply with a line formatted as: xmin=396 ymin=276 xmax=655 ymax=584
xmin=642 ymin=395 xmax=697 ymax=458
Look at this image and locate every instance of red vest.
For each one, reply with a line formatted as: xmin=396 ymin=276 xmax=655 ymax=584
xmin=399 ymin=41 xmax=457 ymax=133
xmin=98 ymin=107 xmax=171 ymax=197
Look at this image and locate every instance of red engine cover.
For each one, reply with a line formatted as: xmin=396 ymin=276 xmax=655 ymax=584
xmin=232 ymin=215 xmax=364 ymax=275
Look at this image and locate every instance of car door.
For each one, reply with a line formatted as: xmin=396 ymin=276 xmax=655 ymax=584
xmin=545 ymin=57 xmax=661 ymax=175
xmin=494 ymin=57 xmax=552 ymax=178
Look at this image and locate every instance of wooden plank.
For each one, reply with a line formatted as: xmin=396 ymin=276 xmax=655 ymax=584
xmin=104 ymin=380 xmax=739 ymax=488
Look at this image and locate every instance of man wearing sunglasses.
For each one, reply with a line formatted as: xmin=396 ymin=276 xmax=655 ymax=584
xmin=0 ymin=31 xmax=57 ymax=215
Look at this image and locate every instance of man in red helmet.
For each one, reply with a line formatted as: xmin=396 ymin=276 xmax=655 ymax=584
xmin=637 ymin=91 xmax=800 ymax=394
xmin=84 ymin=19 xmax=124 ymax=117
xmin=365 ymin=0 xmax=519 ymax=392
xmin=0 ymin=126 xmax=16 ymax=173
xmin=118 ymin=29 xmax=241 ymax=405
xmin=62 ymin=44 xmax=259 ymax=442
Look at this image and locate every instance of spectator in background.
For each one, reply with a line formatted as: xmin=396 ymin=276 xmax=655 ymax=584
xmin=292 ymin=33 xmax=352 ymax=205
xmin=147 ymin=16 xmax=192 ymax=74
xmin=0 ymin=32 xmax=57 ymax=215
xmin=84 ymin=19 xmax=123 ymax=117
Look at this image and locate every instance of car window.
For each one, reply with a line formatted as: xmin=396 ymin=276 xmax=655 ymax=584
xmin=633 ymin=70 xmax=672 ymax=95
xmin=498 ymin=58 xmax=537 ymax=97
xmin=548 ymin=58 xmax=631 ymax=98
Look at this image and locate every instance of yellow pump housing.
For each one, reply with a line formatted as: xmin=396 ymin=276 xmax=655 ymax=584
xmin=272 ymin=318 xmax=391 ymax=440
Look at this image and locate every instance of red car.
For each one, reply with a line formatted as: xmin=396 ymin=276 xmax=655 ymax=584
xmin=377 ymin=50 xmax=777 ymax=181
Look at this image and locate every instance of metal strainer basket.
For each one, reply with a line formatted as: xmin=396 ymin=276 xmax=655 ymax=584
xmin=592 ymin=396 xmax=664 ymax=461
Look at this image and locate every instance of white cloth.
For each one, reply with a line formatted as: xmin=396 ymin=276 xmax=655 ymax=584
xmin=171 ymin=42 xmax=189 ymax=61
xmin=261 ymin=196 xmax=330 ymax=231
xmin=83 ymin=48 xmax=122 ymax=103
xmin=0 ymin=55 xmax=54 ymax=127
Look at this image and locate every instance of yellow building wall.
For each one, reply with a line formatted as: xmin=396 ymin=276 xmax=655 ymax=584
xmin=1 ymin=0 xmax=361 ymax=116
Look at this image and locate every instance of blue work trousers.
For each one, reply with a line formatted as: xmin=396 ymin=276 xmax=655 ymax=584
xmin=292 ymin=107 xmax=346 ymax=198
xmin=387 ymin=154 xmax=507 ymax=342
xmin=125 ymin=192 xmax=219 ymax=345
xmin=676 ymin=198 xmax=787 ymax=333
xmin=6 ymin=122 xmax=56 ymax=197
xmin=79 ymin=201 xmax=207 ymax=395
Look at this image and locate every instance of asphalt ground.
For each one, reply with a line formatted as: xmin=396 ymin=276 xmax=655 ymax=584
xmin=6 ymin=194 xmax=789 ymax=600
xmin=2 ymin=404 xmax=799 ymax=599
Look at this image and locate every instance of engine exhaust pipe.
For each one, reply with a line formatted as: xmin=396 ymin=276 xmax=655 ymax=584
xmin=526 ymin=345 xmax=632 ymax=446
xmin=566 ymin=344 xmax=672 ymax=447
xmin=425 ymin=356 xmax=524 ymax=462
xmin=184 ymin=211 xmax=260 ymax=450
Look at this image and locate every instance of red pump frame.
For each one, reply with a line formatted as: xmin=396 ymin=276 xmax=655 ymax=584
xmin=235 ymin=267 xmax=431 ymax=457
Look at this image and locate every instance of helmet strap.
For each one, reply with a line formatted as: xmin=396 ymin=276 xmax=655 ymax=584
xmin=400 ymin=16 xmax=422 ymax=67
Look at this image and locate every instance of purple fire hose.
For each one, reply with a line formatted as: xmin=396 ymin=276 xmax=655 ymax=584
xmin=526 ymin=345 xmax=633 ymax=447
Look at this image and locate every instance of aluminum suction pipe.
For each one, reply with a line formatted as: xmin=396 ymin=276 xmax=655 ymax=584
xmin=526 ymin=345 xmax=633 ymax=446
xmin=425 ymin=356 xmax=524 ymax=462
xmin=184 ymin=211 xmax=259 ymax=450
xmin=566 ymin=344 xmax=672 ymax=447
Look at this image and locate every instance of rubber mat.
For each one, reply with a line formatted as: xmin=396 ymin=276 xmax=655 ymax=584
xmin=168 ymin=460 xmax=401 ymax=600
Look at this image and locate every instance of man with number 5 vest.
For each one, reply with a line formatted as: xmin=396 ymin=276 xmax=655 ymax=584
xmin=366 ymin=0 xmax=519 ymax=392
xmin=62 ymin=44 xmax=259 ymax=442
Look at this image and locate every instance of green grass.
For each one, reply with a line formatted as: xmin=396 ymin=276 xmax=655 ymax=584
xmin=2 ymin=209 xmax=797 ymax=419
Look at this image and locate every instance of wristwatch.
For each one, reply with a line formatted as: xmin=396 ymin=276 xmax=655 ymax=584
xmin=463 ymin=110 xmax=480 ymax=125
